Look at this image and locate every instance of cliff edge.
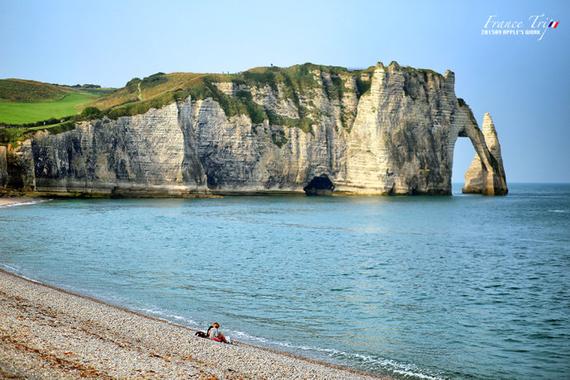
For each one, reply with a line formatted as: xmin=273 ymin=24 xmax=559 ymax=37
xmin=0 ymin=62 xmax=507 ymax=196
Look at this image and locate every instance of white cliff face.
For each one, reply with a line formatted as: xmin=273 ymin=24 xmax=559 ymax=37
xmin=3 ymin=63 xmax=508 ymax=196
xmin=30 ymin=101 xmax=207 ymax=196
xmin=463 ymin=112 xmax=508 ymax=195
xmin=341 ymin=63 xmax=462 ymax=194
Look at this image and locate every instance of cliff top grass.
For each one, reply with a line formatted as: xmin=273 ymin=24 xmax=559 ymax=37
xmin=0 ymin=79 xmax=113 ymax=125
xmin=0 ymin=120 xmax=76 ymax=145
xmin=0 ymin=62 xmax=447 ymax=144
xmin=88 ymin=63 xmax=379 ymax=132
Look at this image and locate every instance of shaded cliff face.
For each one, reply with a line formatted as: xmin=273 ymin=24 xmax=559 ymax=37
xmin=0 ymin=146 xmax=7 ymax=188
xmin=0 ymin=62 xmax=507 ymax=196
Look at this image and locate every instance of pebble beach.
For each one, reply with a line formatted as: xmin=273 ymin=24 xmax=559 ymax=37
xmin=0 ymin=269 xmax=386 ymax=379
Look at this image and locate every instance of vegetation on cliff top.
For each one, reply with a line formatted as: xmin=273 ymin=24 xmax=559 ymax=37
xmin=1 ymin=62 xmax=446 ymax=145
xmin=0 ymin=121 xmax=76 ymax=144
xmin=0 ymin=64 xmax=372 ymax=143
xmin=88 ymin=63 xmax=376 ymax=134
xmin=0 ymin=92 xmax=103 ymax=125
xmin=0 ymin=79 xmax=112 ymax=125
xmin=0 ymin=79 xmax=68 ymax=102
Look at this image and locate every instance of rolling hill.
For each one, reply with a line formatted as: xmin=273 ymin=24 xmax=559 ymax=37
xmin=0 ymin=79 xmax=113 ymax=124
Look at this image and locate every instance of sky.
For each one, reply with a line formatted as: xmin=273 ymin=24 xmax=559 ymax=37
xmin=0 ymin=0 xmax=568 ymax=183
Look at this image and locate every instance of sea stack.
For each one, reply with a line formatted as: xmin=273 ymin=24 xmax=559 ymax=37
xmin=463 ymin=112 xmax=508 ymax=195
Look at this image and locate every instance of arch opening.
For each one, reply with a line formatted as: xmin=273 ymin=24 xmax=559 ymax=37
xmin=303 ymin=174 xmax=335 ymax=196
xmin=452 ymin=137 xmax=476 ymax=195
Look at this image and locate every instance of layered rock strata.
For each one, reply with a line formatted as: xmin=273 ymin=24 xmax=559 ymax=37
xmin=463 ymin=112 xmax=508 ymax=195
xmin=0 ymin=62 xmax=507 ymax=196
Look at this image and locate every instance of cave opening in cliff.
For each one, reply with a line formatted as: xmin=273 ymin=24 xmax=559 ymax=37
xmin=453 ymin=137 xmax=476 ymax=194
xmin=303 ymin=174 xmax=335 ymax=196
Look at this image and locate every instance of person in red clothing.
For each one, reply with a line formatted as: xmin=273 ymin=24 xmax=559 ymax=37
xmin=207 ymin=322 xmax=228 ymax=343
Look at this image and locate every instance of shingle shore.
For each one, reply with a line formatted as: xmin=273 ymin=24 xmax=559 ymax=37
xmin=0 ymin=269 xmax=387 ymax=379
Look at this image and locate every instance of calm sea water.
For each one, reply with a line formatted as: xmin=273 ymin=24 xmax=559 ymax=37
xmin=1 ymin=184 xmax=569 ymax=379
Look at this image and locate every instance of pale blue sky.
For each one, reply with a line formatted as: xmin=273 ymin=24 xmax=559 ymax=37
xmin=0 ymin=0 xmax=568 ymax=182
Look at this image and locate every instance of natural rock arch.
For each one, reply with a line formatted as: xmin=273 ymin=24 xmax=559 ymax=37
xmin=456 ymin=112 xmax=508 ymax=195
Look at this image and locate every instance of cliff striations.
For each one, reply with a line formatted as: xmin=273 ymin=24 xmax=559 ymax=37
xmin=0 ymin=62 xmax=507 ymax=196
xmin=463 ymin=112 xmax=508 ymax=195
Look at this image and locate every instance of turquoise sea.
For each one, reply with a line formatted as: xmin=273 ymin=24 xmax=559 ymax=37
xmin=1 ymin=184 xmax=569 ymax=379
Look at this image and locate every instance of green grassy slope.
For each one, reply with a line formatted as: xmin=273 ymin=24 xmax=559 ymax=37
xmin=0 ymin=79 xmax=112 ymax=124
xmin=0 ymin=121 xmax=76 ymax=144
xmin=0 ymin=92 xmax=101 ymax=124
xmin=0 ymin=63 xmax=389 ymax=144
xmin=0 ymin=79 xmax=66 ymax=102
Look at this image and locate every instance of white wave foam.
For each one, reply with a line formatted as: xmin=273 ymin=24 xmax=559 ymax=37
xmin=549 ymin=209 xmax=568 ymax=213
xmin=135 ymin=306 xmax=200 ymax=328
xmin=0 ymin=199 xmax=51 ymax=209
xmin=227 ymin=329 xmax=444 ymax=379
xmin=0 ymin=264 xmax=42 ymax=283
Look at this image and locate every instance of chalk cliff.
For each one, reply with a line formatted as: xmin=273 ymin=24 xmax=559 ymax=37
xmin=463 ymin=112 xmax=508 ymax=195
xmin=0 ymin=62 xmax=507 ymax=196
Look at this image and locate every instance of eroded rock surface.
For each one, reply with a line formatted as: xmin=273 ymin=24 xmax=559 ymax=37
xmin=463 ymin=112 xmax=508 ymax=195
xmin=0 ymin=145 xmax=7 ymax=188
xmin=1 ymin=62 xmax=507 ymax=196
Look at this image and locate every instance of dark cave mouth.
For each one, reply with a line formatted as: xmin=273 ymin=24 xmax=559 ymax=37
xmin=303 ymin=174 xmax=335 ymax=196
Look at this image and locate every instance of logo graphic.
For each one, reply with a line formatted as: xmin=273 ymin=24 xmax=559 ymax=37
xmin=482 ymin=14 xmax=559 ymax=41
xmin=548 ymin=21 xmax=560 ymax=28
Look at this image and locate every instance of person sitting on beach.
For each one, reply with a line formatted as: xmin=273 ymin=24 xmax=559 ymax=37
xmin=208 ymin=322 xmax=229 ymax=343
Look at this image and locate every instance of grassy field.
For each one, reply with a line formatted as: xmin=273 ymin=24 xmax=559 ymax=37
xmin=0 ymin=91 xmax=101 ymax=124
xmin=0 ymin=120 xmax=76 ymax=144
xmin=0 ymin=78 xmax=113 ymax=125
xmin=0 ymin=79 xmax=67 ymax=102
